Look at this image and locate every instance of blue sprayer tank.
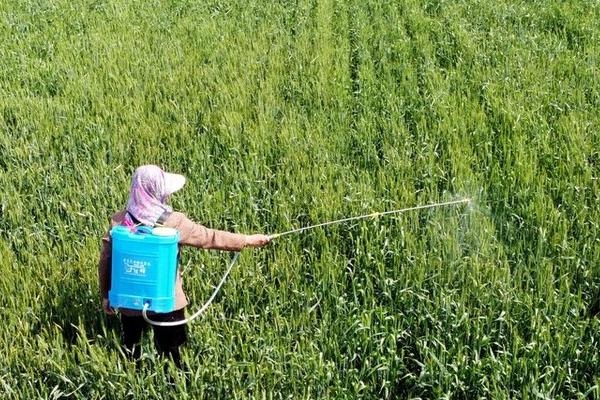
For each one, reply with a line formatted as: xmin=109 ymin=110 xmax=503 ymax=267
xmin=109 ymin=225 xmax=180 ymax=313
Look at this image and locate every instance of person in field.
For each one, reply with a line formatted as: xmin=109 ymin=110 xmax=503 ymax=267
xmin=98 ymin=164 xmax=270 ymax=368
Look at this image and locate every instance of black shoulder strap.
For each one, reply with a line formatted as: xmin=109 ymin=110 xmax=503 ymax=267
xmin=127 ymin=212 xmax=142 ymax=225
xmin=127 ymin=211 xmax=171 ymax=226
xmin=155 ymin=211 xmax=172 ymax=226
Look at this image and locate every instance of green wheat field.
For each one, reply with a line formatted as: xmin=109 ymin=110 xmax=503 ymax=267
xmin=1 ymin=0 xmax=599 ymax=398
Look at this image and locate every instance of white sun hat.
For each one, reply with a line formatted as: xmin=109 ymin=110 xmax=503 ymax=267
xmin=163 ymin=171 xmax=186 ymax=195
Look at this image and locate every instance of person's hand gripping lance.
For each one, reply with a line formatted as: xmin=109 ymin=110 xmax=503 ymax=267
xmin=244 ymin=234 xmax=271 ymax=247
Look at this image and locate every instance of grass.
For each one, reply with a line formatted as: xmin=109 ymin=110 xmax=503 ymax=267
xmin=0 ymin=0 xmax=599 ymax=398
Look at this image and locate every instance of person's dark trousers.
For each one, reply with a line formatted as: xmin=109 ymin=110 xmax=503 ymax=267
xmin=121 ymin=308 xmax=187 ymax=369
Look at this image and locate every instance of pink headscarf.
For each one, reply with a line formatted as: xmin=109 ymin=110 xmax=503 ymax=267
xmin=124 ymin=165 xmax=186 ymax=226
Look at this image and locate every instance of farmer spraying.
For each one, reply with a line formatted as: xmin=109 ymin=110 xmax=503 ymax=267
xmin=98 ymin=165 xmax=270 ymax=368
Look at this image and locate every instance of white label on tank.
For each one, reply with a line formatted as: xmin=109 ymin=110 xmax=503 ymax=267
xmin=123 ymin=258 xmax=150 ymax=277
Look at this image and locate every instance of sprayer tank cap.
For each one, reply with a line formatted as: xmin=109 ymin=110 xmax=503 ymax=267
xmin=152 ymin=227 xmax=178 ymax=237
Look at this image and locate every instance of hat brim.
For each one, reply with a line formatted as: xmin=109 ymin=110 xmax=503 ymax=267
xmin=164 ymin=172 xmax=186 ymax=195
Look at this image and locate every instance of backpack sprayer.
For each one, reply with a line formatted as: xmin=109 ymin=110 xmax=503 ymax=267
xmin=109 ymin=226 xmax=180 ymax=313
xmin=108 ymin=198 xmax=471 ymax=327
